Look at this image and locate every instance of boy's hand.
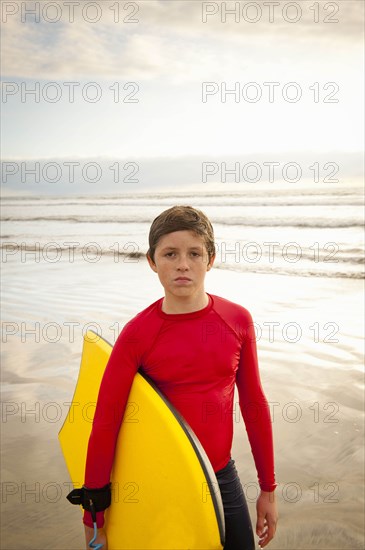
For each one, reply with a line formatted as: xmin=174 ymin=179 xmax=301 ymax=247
xmin=256 ymin=490 xmax=278 ymax=548
xmin=84 ymin=525 xmax=107 ymax=549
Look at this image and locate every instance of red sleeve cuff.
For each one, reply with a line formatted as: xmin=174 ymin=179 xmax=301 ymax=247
xmin=83 ymin=510 xmax=105 ymax=528
xmin=259 ymin=482 xmax=277 ymax=492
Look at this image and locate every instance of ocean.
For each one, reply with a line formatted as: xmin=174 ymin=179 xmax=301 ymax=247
xmin=1 ymin=184 xmax=364 ymax=280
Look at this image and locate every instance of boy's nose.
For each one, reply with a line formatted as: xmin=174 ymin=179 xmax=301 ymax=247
xmin=176 ymin=255 xmax=189 ymax=270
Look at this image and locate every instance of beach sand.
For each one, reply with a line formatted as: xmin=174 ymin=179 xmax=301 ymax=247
xmin=1 ymin=255 xmax=364 ymax=549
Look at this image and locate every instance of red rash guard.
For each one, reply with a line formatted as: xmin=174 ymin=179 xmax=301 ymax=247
xmin=83 ymin=293 xmax=276 ymax=527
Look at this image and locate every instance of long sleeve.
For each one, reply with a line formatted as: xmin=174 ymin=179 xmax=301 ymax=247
xmin=235 ymin=311 xmax=277 ymax=492
xmin=83 ymin=319 xmax=141 ymax=527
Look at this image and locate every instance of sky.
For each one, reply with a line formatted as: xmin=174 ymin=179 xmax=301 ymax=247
xmin=0 ymin=0 xmax=364 ymax=192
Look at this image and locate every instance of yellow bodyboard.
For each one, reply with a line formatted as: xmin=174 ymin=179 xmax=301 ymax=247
xmin=59 ymin=331 xmax=225 ymax=549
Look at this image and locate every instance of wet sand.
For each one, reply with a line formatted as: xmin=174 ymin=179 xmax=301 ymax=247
xmin=1 ymin=255 xmax=364 ymax=549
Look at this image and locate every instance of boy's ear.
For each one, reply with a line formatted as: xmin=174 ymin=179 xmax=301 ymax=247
xmin=207 ymin=254 xmax=216 ymax=270
xmin=146 ymin=253 xmax=157 ymax=272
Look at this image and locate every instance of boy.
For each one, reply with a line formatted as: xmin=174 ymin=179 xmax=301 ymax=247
xmin=82 ymin=206 xmax=278 ymax=549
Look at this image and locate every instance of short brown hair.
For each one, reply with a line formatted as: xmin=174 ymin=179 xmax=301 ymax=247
xmin=147 ymin=205 xmax=215 ymax=264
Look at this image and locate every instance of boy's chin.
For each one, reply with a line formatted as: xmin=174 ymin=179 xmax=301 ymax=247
xmin=167 ymin=286 xmax=195 ymax=296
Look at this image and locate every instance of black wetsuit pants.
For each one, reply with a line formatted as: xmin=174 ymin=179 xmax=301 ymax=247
xmin=216 ymin=458 xmax=255 ymax=550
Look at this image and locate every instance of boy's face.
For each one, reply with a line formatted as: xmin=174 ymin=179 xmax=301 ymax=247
xmin=147 ymin=230 xmax=215 ymax=300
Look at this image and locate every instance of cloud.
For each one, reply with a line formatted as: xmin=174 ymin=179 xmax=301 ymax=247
xmin=1 ymin=151 xmax=363 ymax=197
xmin=1 ymin=0 xmax=363 ymax=80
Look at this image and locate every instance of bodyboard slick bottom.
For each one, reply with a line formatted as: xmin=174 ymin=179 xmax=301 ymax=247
xmin=59 ymin=330 xmax=225 ymax=549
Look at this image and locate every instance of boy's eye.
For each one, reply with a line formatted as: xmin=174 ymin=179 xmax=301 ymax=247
xmin=164 ymin=251 xmax=201 ymax=258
